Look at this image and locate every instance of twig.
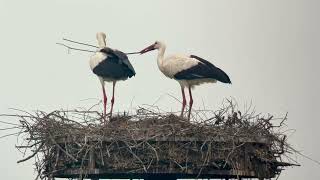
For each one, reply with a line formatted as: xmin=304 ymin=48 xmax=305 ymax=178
xmin=0 ymin=126 xmax=20 ymax=130
xmin=62 ymin=38 xmax=141 ymax=55
xmin=56 ymin=43 xmax=95 ymax=53
xmin=0 ymin=119 xmax=21 ymax=126
xmin=126 ymin=51 xmax=141 ymax=55
xmin=0 ymin=132 xmax=20 ymax=139
xmin=17 ymin=143 xmax=44 ymax=163
xmin=62 ymin=38 xmax=98 ymax=48
xmin=49 ymin=134 xmax=78 ymax=162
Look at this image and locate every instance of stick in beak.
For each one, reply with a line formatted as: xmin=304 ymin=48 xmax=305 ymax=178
xmin=140 ymin=43 xmax=156 ymax=54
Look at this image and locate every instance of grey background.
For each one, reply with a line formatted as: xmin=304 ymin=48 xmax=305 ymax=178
xmin=0 ymin=0 xmax=319 ymax=179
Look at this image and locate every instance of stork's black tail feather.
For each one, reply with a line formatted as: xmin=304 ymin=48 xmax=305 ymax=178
xmin=174 ymin=55 xmax=231 ymax=84
xmin=190 ymin=55 xmax=231 ymax=83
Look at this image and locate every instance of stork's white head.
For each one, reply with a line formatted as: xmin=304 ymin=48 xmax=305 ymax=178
xmin=96 ymin=32 xmax=107 ymax=48
xmin=140 ymin=41 xmax=166 ymax=54
xmin=154 ymin=41 xmax=165 ymax=50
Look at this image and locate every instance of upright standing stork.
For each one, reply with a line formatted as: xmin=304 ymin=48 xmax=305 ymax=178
xmin=140 ymin=41 xmax=231 ymax=120
xmin=90 ymin=32 xmax=136 ymax=119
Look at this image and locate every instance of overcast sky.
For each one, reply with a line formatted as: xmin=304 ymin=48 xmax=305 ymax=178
xmin=0 ymin=0 xmax=319 ymax=179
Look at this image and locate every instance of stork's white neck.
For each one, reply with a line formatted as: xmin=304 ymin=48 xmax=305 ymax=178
xmin=157 ymin=45 xmax=166 ymax=69
xmin=96 ymin=32 xmax=107 ymax=48
xmin=97 ymin=36 xmax=106 ymax=48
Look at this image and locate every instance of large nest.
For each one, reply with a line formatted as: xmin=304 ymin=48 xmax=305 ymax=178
xmin=9 ymin=100 xmax=297 ymax=179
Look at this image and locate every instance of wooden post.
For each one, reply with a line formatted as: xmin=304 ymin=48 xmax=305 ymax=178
xmin=168 ymin=141 xmax=174 ymax=172
xmin=89 ymin=147 xmax=99 ymax=180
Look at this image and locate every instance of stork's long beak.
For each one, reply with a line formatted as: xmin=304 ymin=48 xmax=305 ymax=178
xmin=140 ymin=43 xmax=156 ymax=54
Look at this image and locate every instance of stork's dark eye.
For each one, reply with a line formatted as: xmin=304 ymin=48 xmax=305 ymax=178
xmin=154 ymin=41 xmax=158 ymax=44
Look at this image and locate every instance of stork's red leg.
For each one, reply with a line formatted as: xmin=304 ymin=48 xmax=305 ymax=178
xmin=110 ymin=82 xmax=116 ymax=117
xmin=102 ymin=85 xmax=107 ymax=119
xmin=187 ymin=86 xmax=193 ymax=121
xmin=180 ymin=87 xmax=186 ymax=117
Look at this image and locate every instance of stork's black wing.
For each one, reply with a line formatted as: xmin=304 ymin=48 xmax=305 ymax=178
xmin=112 ymin=49 xmax=136 ymax=76
xmin=174 ymin=55 xmax=231 ymax=83
xmin=93 ymin=48 xmax=136 ymax=79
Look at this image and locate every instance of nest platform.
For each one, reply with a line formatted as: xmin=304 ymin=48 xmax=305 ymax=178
xmin=13 ymin=103 xmax=297 ymax=180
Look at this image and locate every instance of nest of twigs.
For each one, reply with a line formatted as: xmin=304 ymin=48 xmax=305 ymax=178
xmin=6 ymin=100 xmax=297 ymax=179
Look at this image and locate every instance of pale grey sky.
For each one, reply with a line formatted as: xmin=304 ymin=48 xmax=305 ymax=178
xmin=0 ymin=0 xmax=319 ymax=179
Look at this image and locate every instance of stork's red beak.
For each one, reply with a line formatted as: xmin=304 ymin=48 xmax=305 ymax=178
xmin=140 ymin=43 xmax=156 ymax=54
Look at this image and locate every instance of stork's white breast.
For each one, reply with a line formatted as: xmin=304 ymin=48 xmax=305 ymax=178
xmin=89 ymin=52 xmax=107 ymax=71
xmin=159 ymin=54 xmax=199 ymax=78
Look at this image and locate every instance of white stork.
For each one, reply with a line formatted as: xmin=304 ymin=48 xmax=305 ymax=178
xmin=90 ymin=32 xmax=135 ymax=119
xmin=140 ymin=41 xmax=231 ymax=120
